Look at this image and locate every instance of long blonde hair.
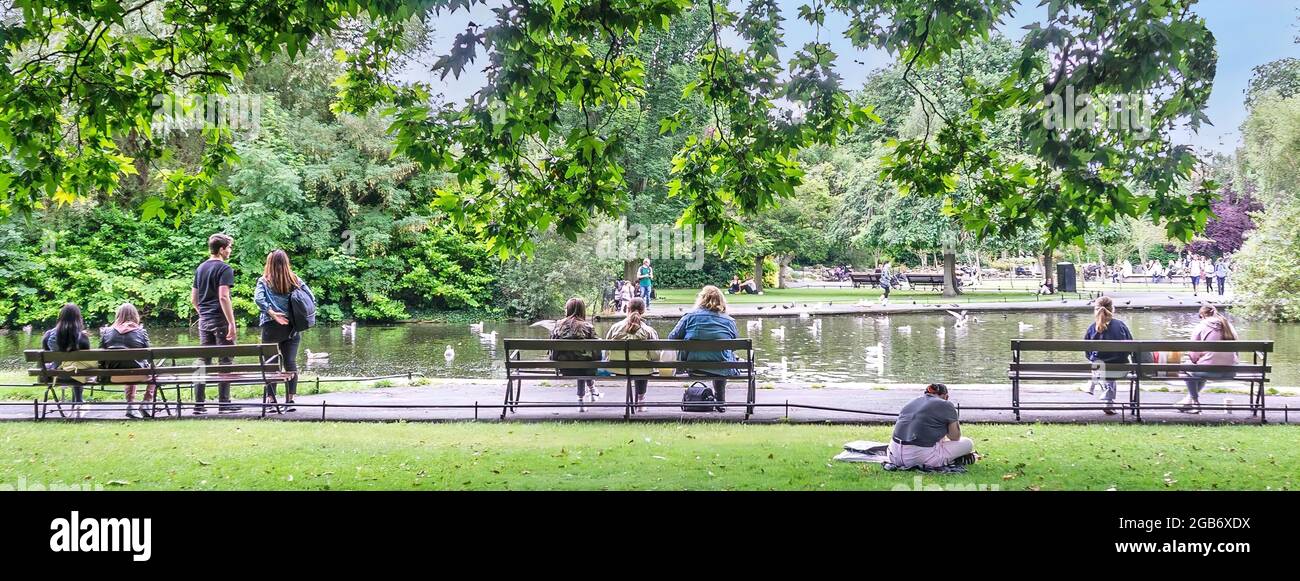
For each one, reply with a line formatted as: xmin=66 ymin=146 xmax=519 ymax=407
xmin=1198 ymin=305 xmax=1238 ymax=340
xmin=696 ymin=285 xmax=727 ymax=313
xmin=1094 ymin=296 xmax=1115 ymax=333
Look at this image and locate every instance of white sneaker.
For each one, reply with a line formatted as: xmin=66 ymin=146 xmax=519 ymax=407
xmin=1175 ymin=396 xmax=1192 ymax=412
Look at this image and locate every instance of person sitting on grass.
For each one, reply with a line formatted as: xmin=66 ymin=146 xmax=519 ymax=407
xmin=739 ymin=276 xmax=758 ymax=294
xmin=548 ymin=297 xmax=601 ymax=412
xmin=1083 ymin=296 xmax=1132 ymax=415
xmin=99 ymin=302 xmax=155 ymax=419
xmin=604 ymin=297 xmax=660 ymax=412
xmin=886 ymin=383 xmax=977 ymax=469
xmin=728 ymin=275 xmax=741 ymax=294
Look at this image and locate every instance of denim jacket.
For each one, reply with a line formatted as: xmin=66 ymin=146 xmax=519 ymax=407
xmin=667 ymin=308 xmax=739 ymax=376
xmin=253 ymin=276 xmax=315 ymax=327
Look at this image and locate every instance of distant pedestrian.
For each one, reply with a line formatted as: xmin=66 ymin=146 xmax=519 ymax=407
xmin=1189 ymin=257 xmax=1202 ymax=296
xmin=637 ymin=258 xmax=654 ymax=310
xmin=1214 ymin=259 xmax=1229 ymax=296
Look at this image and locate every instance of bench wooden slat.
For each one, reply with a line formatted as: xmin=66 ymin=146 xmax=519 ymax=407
xmin=507 ymin=360 xmax=750 ymax=371
xmin=24 ymin=344 xmax=280 ymax=362
xmin=505 ymin=339 xmax=753 ymax=351
xmin=1008 ymin=363 xmax=1270 ymax=374
xmin=1011 ymin=340 xmax=1273 ymax=352
xmin=30 ymin=364 xmax=277 ymax=378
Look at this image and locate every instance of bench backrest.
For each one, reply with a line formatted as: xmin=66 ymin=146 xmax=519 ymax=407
xmin=502 ymin=339 xmax=754 ymax=376
xmin=905 ymin=273 xmax=947 ymax=284
xmin=24 ymin=344 xmax=282 ymax=383
xmin=1010 ymin=339 xmax=1274 ymax=376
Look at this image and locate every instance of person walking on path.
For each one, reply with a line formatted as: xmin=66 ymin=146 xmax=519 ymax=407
xmin=1189 ymin=256 xmax=1202 ymax=296
xmin=1214 ymin=259 xmax=1229 ymax=296
xmin=191 ymin=233 xmax=241 ymax=415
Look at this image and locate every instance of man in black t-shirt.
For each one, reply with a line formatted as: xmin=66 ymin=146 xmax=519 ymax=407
xmin=190 ymin=233 xmax=241 ymax=414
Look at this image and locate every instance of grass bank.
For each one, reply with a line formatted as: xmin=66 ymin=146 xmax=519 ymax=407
xmin=0 ymin=421 xmax=1294 ymax=491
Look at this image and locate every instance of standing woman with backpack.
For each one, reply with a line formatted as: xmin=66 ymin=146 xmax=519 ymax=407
xmin=254 ymin=249 xmax=316 ymax=413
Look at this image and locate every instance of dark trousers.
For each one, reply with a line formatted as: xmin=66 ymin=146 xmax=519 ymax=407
xmin=1205 ymin=277 xmax=1214 ymax=293
xmin=634 ymin=379 xmax=648 ymax=396
xmin=882 ymin=284 xmax=891 ymax=298
xmin=559 ymin=369 xmax=595 ymax=397
xmin=263 ymin=328 xmax=301 ymax=399
xmin=1217 ymin=276 xmax=1226 ymax=295
xmin=689 ymin=374 xmax=727 ymax=403
xmin=195 ymin=323 xmax=233 ymax=405
xmin=58 ymin=378 xmax=85 ymax=403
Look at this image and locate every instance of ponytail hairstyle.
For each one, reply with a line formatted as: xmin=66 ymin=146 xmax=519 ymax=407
xmin=622 ymin=297 xmax=646 ymax=335
xmin=1198 ymin=305 xmax=1238 ymax=341
xmin=1094 ymin=296 xmax=1115 ymax=333
xmin=54 ymin=303 xmax=85 ymax=352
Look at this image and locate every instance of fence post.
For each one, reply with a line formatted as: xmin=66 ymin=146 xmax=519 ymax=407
xmin=474 ymin=401 xmax=478 ymax=421
xmin=321 ymin=400 xmax=326 ymax=421
xmin=315 ymin=377 xmax=320 ymax=395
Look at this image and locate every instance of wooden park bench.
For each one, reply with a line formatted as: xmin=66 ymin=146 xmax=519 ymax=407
xmin=849 ymin=272 xmax=882 ymax=288
xmin=903 ymin=272 xmax=957 ymax=290
xmin=1008 ymin=339 xmax=1274 ymax=422
xmin=502 ymin=338 xmax=756 ymax=419
xmin=24 ymin=344 xmax=290 ymax=419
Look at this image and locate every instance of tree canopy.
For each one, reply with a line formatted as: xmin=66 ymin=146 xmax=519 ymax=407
xmin=2 ymin=0 xmax=1219 ymax=257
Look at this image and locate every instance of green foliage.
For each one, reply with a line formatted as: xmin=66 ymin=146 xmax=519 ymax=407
xmin=1233 ymin=204 xmax=1300 ymax=322
xmin=495 ymin=229 xmax=618 ymax=320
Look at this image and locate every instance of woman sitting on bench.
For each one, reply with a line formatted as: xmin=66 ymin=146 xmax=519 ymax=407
xmin=886 ymin=383 xmax=977 ymax=469
xmin=42 ymin=303 xmax=92 ymax=419
xmin=667 ymin=285 xmax=739 ymax=412
xmin=99 ymin=302 xmax=155 ymax=419
xmin=548 ymin=297 xmax=601 ymax=412
xmin=1083 ymin=296 xmax=1133 ymax=415
xmin=1179 ymin=305 xmax=1239 ymax=414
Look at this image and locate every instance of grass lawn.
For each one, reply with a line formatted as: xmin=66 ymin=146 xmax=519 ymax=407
xmin=653 ymin=287 xmax=1055 ymax=306
xmin=0 ymin=421 xmax=1294 ymax=491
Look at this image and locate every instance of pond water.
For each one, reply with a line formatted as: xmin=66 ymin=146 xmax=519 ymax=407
xmin=2 ymin=311 xmax=1295 ymax=386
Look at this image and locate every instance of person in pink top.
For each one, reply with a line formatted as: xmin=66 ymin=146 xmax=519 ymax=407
xmin=1178 ymin=305 xmax=1240 ymax=414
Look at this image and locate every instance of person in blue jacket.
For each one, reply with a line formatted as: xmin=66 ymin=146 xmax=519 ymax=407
xmin=1083 ymin=296 xmax=1133 ymax=415
xmin=667 ymin=285 xmax=739 ymax=412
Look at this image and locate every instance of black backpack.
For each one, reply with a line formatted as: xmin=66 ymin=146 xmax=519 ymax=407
xmin=681 ymin=381 xmax=719 ymax=412
xmin=288 ymin=284 xmax=317 ymax=332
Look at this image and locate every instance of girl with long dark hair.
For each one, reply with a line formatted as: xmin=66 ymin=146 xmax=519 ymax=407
xmin=548 ymin=297 xmax=600 ymax=412
xmin=42 ymin=303 xmax=92 ymax=418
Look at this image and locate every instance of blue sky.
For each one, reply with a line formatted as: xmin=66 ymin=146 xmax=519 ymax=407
xmin=401 ymin=0 xmax=1300 ymax=153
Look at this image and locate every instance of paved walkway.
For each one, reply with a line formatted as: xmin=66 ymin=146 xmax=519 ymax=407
xmin=9 ymin=379 xmax=1294 ymax=424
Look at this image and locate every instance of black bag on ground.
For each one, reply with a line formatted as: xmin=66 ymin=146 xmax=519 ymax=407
xmin=288 ymin=284 xmax=316 ymax=332
xmin=681 ymin=381 xmax=717 ymax=412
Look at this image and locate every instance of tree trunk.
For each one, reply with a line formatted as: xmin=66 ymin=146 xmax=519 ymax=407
xmin=623 ymin=259 xmax=639 ymax=283
xmin=1043 ymin=247 xmax=1056 ymax=290
xmin=942 ymin=250 xmax=959 ymax=297
xmin=776 ymin=255 xmax=792 ymax=289
xmin=754 ymin=255 xmax=766 ymax=294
